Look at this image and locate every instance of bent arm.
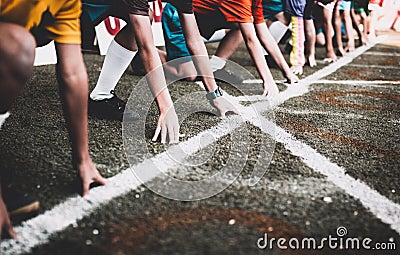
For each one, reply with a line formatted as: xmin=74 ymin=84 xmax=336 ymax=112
xmin=239 ymin=23 xmax=275 ymax=87
xmin=178 ymin=12 xmax=218 ymax=92
xmin=128 ymin=14 xmax=179 ymax=143
xmin=255 ymin=22 xmax=292 ymax=78
xmin=55 ymin=43 xmax=106 ymax=195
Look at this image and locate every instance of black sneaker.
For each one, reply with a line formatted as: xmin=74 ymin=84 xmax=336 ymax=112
xmin=213 ymin=68 xmax=244 ymax=84
xmin=88 ymin=91 xmax=139 ymax=121
xmin=2 ymin=186 xmax=39 ymax=216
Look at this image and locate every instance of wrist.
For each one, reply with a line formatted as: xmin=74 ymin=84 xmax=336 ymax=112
xmin=206 ymin=85 xmax=223 ymax=101
xmin=202 ymin=76 xmax=219 ymax=92
xmin=72 ymin=152 xmax=91 ymax=166
xmin=156 ymin=92 xmax=174 ymax=113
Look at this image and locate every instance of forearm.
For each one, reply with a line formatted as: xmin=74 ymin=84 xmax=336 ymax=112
xmin=141 ymin=47 xmax=173 ymax=109
xmin=240 ymin=23 xmax=274 ymax=85
xmin=255 ymin=23 xmax=291 ymax=74
xmin=57 ymin=66 xmax=90 ymax=163
xmin=128 ymin=14 xmax=174 ymax=112
xmin=179 ymin=13 xmax=218 ymax=92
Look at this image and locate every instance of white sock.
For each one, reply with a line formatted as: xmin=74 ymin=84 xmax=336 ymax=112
xmin=90 ymin=39 xmax=137 ymax=100
xmin=210 ymin=55 xmax=226 ymax=72
xmin=0 ymin=112 xmax=10 ymax=129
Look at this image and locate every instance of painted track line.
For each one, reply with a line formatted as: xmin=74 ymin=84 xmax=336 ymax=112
xmin=1 ymin=116 xmax=244 ymax=254
xmin=346 ymin=63 xmax=400 ymax=70
xmin=275 ymin=108 xmax=400 ymax=124
xmin=275 ymin=108 xmax=368 ymax=119
xmin=363 ymin=51 xmax=400 ymax=57
xmin=246 ymin=114 xmax=400 ymax=234
xmin=1 ymin=36 xmax=386 ymax=254
xmin=314 ymin=79 xmax=400 ymax=86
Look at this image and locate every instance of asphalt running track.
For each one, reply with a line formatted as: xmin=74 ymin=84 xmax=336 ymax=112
xmin=1 ymin=31 xmax=399 ymax=254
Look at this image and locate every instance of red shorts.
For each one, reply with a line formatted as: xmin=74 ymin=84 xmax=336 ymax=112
xmin=194 ymin=0 xmax=264 ymax=24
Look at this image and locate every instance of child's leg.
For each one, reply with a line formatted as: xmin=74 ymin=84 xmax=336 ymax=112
xmin=342 ymin=9 xmax=355 ymax=51
xmin=322 ymin=5 xmax=337 ymax=61
xmin=90 ymin=28 xmax=138 ymax=100
xmin=158 ymin=3 xmax=197 ymax=81
xmin=157 ymin=49 xmax=197 ymax=81
xmin=351 ymin=8 xmax=366 ymax=46
xmin=304 ymin=19 xmax=316 ymax=67
xmin=367 ymin=1 xmax=381 ymax=40
xmin=333 ymin=2 xmax=346 ymax=56
xmin=214 ymin=28 xmax=243 ymax=63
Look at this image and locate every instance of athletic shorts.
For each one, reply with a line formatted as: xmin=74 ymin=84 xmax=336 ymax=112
xmin=81 ymin=0 xmax=150 ymax=25
xmin=165 ymin=0 xmax=194 ymax=13
xmin=0 ymin=0 xmax=82 ymax=46
xmin=162 ymin=3 xmax=191 ymax=62
xmin=339 ymin=0 xmax=352 ymax=11
xmin=194 ymin=0 xmax=265 ymax=39
xmin=315 ymin=0 xmax=336 ymax=12
xmin=368 ymin=0 xmax=382 ymax=11
xmin=352 ymin=0 xmax=369 ymax=14
xmin=262 ymin=0 xmax=284 ymax=21
xmin=284 ymin=0 xmax=315 ymax=19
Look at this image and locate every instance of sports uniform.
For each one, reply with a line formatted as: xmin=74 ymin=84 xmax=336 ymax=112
xmin=162 ymin=3 xmax=192 ymax=63
xmin=262 ymin=0 xmax=284 ymax=21
xmin=284 ymin=0 xmax=316 ymax=67
xmin=166 ymin=0 xmax=194 ymax=13
xmin=284 ymin=0 xmax=315 ymax=19
xmin=0 ymin=0 xmax=81 ymax=45
xmin=339 ymin=0 xmax=353 ymax=11
xmin=163 ymin=0 xmax=265 ymax=61
xmin=194 ymin=0 xmax=265 ymax=39
xmin=82 ymin=0 xmax=151 ymax=25
xmin=353 ymin=0 xmax=369 ymax=14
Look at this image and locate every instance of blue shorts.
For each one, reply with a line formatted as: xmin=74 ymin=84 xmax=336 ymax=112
xmin=262 ymin=0 xmax=284 ymax=21
xmin=162 ymin=3 xmax=191 ymax=62
xmin=339 ymin=0 xmax=352 ymax=11
xmin=284 ymin=0 xmax=315 ymax=19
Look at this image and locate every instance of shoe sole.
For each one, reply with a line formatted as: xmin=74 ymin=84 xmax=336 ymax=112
xmin=8 ymin=201 xmax=40 ymax=216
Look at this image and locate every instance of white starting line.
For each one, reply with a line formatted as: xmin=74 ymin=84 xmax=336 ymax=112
xmin=275 ymin=108 xmax=400 ymax=125
xmin=2 ymin=36 xmax=399 ymax=254
xmin=313 ymin=79 xmax=400 ymax=86
xmin=363 ymin=51 xmax=400 ymax=57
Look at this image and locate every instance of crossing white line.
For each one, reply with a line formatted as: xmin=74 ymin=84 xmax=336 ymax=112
xmin=276 ymin=108 xmax=365 ymax=118
xmin=247 ymin=114 xmax=400 ymax=234
xmin=1 ymin=36 xmax=391 ymax=254
xmin=1 ymin=116 xmax=244 ymax=254
xmin=243 ymin=79 xmax=400 ymax=86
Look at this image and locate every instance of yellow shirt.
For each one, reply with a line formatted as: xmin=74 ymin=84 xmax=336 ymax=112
xmin=0 ymin=0 xmax=81 ymax=44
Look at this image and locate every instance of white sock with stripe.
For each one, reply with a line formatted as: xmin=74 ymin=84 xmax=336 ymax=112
xmin=90 ymin=39 xmax=137 ymax=100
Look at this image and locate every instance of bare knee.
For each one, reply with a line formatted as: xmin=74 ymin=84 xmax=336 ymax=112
xmin=57 ymin=66 xmax=88 ymax=90
xmin=0 ymin=23 xmax=35 ymax=111
xmin=0 ymin=23 xmax=36 ymax=80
